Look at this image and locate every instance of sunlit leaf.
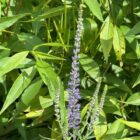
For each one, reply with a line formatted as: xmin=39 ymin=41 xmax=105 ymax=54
xmin=94 ymin=111 xmax=107 ymax=140
xmin=0 ymin=67 xmax=36 ymax=114
xmin=118 ymin=119 xmax=140 ymax=131
xmin=104 ymin=120 xmax=125 ymax=139
xmin=0 ymin=51 xmax=28 ymax=77
xmin=116 ymin=136 xmax=140 ymax=140
xmin=100 ymin=17 xmax=114 ymax=61
xmin=126 ymin=92 xmax=140 ymax=106
xmin=19 ymin=110 xmax=44 ymax=119
xmin=113 ymin=26 xmax=125 ymax=60
xmin=21 ymin=78 xmax=43 ymax=106
xmin=84 ymin=0 xmax=103 ymax=21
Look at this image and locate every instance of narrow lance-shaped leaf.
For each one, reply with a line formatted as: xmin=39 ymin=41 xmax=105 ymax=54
xmin=100 ymin=17 xmax=114 ymax=62
xmin=79 ymin=53 xmax=100 ymax=81
xmin=0 ymin=13 xmax=29 ymax=31
xmin=33 ymin=6 xmax=71 ymax=21
xmin=84 ymin=0 xmax=103 ymax=21
xmin=118 ymin=119 xmax=140 ymax=131
xmin=113 ymin=26 xmax=125 ymax=60
xmin=126 ymin=92 xmax=140 ymax=106
xmin=36 ymin=60 xmax=59 ymax=99
xmin=0 ymin=51 xmax=29 ymax=77
xmin=32 ymin=51 xmax=65 ymax=60
xmin=0 ymin=67 xmax=36 ymax=114
xmin=36 ymin=60 xmax=66 ymax=123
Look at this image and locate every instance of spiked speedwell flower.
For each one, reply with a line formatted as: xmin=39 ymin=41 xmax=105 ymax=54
xmin=68 ymin=5 xmax=83 ymax=129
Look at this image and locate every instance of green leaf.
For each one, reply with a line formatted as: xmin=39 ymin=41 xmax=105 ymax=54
xmin=84 ymin=0 xmax=103 ymax=21
xmin=104 ymin=120 xmax=125 ymax=140
xmin=83 ymin=18 xmax=98 ymax=46
xmin=0 ymin=57 xmax=34 ymax=70
xmin=20 ymin=78 xmax=43 ymax=106
xmin=33 ymin=42 xmax=68 ymax=51
xmin=32 ymin=51 xmax=65 ymax=60
xmin=100 ymin=17 xmax=114 ymax=61
xmin=57 ymin=77 xmax=66 ymax=125
xmin=17 ymin=58 xmax=35 ymax=69
xmin=81 ymin=103 xmax=89 ymax=120
xmin=0 ymin=13 xmax=29 ymax=31
xmin=104 ymin=74 xmax=131 ymax=93
xmin=127 ymin=21 xmax=140 ymax=35
xmin=94 ymin=111 xmax=107 ymax=140
xmin=51 ymin=120 xmax=62 ymax=140
xmin=133 ymin=73 xmax=140 ymax=88
xmin=36 ymin=60 xmax=59 ymax=99
xmin=118 ymin=119 xmax=140 ymax=131
xmin=0 ymin=67 xmax=36 ymax=114
xmin=39 ymin=96 xmax=53 ymax=109
xmin=15 ymin=33 xmax=43 ymax=51
xmin=0 ymin=51 xmax=28 ymax=77
xmin=14 ymin=120 xmax=27 ymax=140
xmin=0 ymin=46 xmax=10 ymax=59
xmin=36 ymin=60 xmax=66 ymax=124
xmin=104 ymin=96 xmax=122 ymax=116
xmin=113 ymin=26 xmax=125 ymax=60
xmin=116 ymin=136 xmax=140 ymax=140
xmin=126 ymin=92 xmax=140 ymax=106
xmin=79 ymin=53 xmax=100 ymax=81
xmin=33 ymin=6 xmax=71 ymax=21
xmin=19 ymin=110 xmax=44 ymax=119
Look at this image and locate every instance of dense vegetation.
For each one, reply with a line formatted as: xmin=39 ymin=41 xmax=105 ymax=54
xmin=0 ymin=0 xmax=140 ymax=139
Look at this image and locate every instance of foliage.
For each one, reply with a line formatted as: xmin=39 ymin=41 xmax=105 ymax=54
xmin=0 ymin=0 xmax=140 ymax=140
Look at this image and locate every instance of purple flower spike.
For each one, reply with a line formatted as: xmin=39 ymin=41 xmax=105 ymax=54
xmin=68 ymin=4 xmax=83 ymax=129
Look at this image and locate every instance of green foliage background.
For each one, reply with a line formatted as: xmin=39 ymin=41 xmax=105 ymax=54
xmin=0 ymin=0 xmax=140 ymax=139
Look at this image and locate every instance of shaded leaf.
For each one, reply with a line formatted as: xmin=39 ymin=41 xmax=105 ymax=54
xmin=113 ymin=26 xmax=125 ymax=60
xmin=33 ymin=6 xmax=71 ymax=21
xmin=104 ymin=74 xmax=131 ymax=93
xmin=51 ymin=120 xmax=62 ymax=140
xmin=133 ymin=74 xmax=140 ymax=88
xmin=0 ymin=13 xmax=29 ymax=31
xmin=100 ymin=17 xmax=114 ymax=61
xmin=127 ymin=21 xmax=140 ymax=35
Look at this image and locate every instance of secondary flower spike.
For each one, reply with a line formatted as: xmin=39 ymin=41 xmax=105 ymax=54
xmin=68 ymin=4 xmax=83 ymax=129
